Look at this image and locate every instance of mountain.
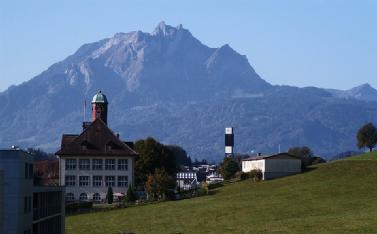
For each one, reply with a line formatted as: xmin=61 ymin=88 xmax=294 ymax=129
xmin=1 ymin=22 xmax=377 ymax=161
xmin=327 ymin=83 xmax=377 ymax=102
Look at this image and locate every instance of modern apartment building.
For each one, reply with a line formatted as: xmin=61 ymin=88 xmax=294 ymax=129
xmin=0 ymin=148 xmax=65 ymax=234
xmin=56 ymin=91 xmax=138 ymax=202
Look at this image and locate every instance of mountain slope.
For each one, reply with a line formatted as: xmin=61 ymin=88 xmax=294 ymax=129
xmin=0 ymin=22 xmax=376 ymax=161
xmin=66 ymin=152 xmax=377 ymax=233
xmin=327 ymin=83 xmax=377 ymax=102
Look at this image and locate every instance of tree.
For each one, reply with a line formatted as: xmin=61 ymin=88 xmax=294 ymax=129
xmin=357 ymin=123 xmax=377 ymax=152
xmin=167 ymin=145 xmax=192 ymax=168
xmin=106 ymin=186 xmax=113 ymax=204
xmin=134 ymin=137 xmax=176 ymax=186
xmin=219 ymin=157 xmax=240 ymax=180
xmin=288 ymin=146 xmax=313 ymax=168
xmin=125 ymin=185 xmax=137 ymax=203
xmin=145 ymin=169 xmax=175 ymax=200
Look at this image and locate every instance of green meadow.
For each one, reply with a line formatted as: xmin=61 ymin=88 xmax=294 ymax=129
xmin=66 ymin=152 xmax=377 ymax=233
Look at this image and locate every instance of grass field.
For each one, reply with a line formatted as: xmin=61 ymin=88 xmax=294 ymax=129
xmin=66 ymin=152 xmax=377 ymax=233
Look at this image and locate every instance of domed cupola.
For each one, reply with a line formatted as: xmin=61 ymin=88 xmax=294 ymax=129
xmin=92 ymin=91 xmax=108 ymax=124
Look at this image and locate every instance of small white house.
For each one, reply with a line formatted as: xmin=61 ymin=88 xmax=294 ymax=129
xmin=176 ymin=171 xmax=199 ymax=190
xmin=242 ymin=153 xmax=301 ymax=180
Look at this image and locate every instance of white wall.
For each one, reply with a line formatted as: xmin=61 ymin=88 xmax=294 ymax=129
xmin=242 ymin=158 xmax=301 ymax=180
xmin=242 ymin=160 xmax=265 ymax=173
xmin=60 ymin=156 xmax=135 ymax=201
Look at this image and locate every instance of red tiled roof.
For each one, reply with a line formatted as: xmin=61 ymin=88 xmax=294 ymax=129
xmin=55 ymin=119 xmax=138 ymax=157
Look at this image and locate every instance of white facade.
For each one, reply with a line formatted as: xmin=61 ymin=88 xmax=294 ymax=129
xmin=59 ymin=156 xmax=134 ymax=202
xmin=242 ymin=154 xmax=301 ymax=180
xmin=176 ymin=172 xmax=198 ymax=190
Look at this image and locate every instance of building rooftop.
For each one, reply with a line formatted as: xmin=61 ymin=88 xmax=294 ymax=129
xmin=242 ymin=152 xmax=300 ymax=161
xmin=55 ymin=118 xmax=138 ymax=157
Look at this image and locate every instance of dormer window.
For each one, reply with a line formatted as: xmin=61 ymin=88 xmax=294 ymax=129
xmin=81 ymin=141 xmax=89 ymax=150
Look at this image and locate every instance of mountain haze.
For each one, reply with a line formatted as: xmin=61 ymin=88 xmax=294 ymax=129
xmin=1 ymin=22 xmax=376 ymax=161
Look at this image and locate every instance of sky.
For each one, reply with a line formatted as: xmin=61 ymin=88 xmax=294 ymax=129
xmin=1 ymin=0 xmax=376 ymax=92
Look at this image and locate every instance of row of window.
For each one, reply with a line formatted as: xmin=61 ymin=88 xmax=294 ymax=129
xmin=65 ymin=175 xmax=128 ymax=187
xmin=66 ymin=192 xmax=103 ymax=202
xmin=65 ymin=158 xmax=128 ymax=171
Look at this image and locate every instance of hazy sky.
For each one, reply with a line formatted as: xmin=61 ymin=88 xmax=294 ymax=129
xmin=1 ymin=0 xmax=376 ymax=92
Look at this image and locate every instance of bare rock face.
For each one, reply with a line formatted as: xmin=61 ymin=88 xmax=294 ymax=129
xmin=0 ymin=22 xmax=376 ymax=161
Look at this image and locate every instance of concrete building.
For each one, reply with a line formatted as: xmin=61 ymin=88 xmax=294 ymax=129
xmin=242 ymin=153 xmax=301 ymax=180
xmin=0 ymin=149 xmax=65 ymax=234
xmin=0 ymin=170 xmax=3 ymax=233
xmin=56 ymin=91 xmax=138 ymax=202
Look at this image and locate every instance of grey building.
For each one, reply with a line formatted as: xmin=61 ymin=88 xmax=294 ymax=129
xmin=0 ymin=149 xmax=65 ymax=234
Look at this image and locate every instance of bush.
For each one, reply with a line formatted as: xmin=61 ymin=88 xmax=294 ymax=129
xmin=65 ymin=201 xmax=93 ymax=213
xmin=249 ymin=169 xmax=263 ymax=182
xmin=235 ymin=171 xmax=250 ymax=181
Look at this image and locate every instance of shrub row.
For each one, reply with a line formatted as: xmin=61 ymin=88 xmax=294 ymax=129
xmin=236 ymin=170 xmax=263 ymax=181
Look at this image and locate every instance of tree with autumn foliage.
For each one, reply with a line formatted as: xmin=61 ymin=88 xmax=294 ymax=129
xmin=145 ymin=169 xmax=175 ymax=200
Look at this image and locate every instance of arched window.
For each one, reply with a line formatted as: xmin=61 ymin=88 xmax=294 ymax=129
xmin=93 ymin=193 xmax=101 ymax=202
xmin=65 ymin=193 xmax=74 ymax=201
xmin=79 ymin=193 xmax=88 ymax=201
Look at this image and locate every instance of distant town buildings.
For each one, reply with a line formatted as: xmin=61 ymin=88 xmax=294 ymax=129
xmin=242 ymin=153 xmax=301 ymax=180
xmin=0 ymin=149 xmax=65 ymax=234
xmin=56 ymin=91 xmax=138 ymax=202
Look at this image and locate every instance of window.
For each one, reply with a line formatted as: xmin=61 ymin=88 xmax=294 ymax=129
xmin=93 ymin=193 xmax=101 ymax=202
xmin=79 ymin=176 xmax=90 ymax=187
xmin=66 ymin=159 xmax=76 ymax=170
xmin=118 ymin=159 xmax=128 ymax=170
xmin=24 ymin=163 xmax=33 ymax=179
xmin=105 ymin=159 xmax=115 ymax=170
xmin=79 ymin=159 xmax=90 ymax=170
xmin=28 ymin=164 xmax=33 ymax=178
xmin=24 ymin=196 xmax=31 ymax=214
xmin=65 ymin=175 xmax=76 ymax=187
xmin=93 ymin=176 xmax=102 ymax=187
xmin=79 ymin=193 xmax=88 ymax=201
xmin=65 ymin=193 xmax=74 ymax=201
xmin=117 ymin=176 xmax=128 ymax=187
xmin=25 ymin=164 xmax=28 ymax=179
xmin=105 ymin=176 xmax=115 ymax=187
xmin=92 ymin=159 xmax=103 ymax=170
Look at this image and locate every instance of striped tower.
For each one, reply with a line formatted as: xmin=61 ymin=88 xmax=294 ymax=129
xmin=225 ymin=127 xmax=234 ymax=157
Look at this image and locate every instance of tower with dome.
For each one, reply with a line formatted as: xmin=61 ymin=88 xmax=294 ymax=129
xmin=56 ymin=91 xmax=138 ymax=203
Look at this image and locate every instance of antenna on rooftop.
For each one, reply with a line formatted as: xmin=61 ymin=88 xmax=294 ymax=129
xmin=83 ymin=98 xmax=87 ymax=122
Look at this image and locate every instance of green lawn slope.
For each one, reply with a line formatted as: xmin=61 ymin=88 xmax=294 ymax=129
xmin=66 ymin=152 xmax=377 ymax=233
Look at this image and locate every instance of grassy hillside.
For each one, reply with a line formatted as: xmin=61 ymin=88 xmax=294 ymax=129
xmin=66 ymin=152 xmax=377 ymax=233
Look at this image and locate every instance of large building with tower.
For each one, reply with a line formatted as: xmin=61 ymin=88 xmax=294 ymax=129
xmin=56 ymin=91 xmax=138 ymax=202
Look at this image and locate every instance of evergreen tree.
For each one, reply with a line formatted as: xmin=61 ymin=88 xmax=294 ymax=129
xmin=219 ymin=157 xmax=240 ymax=180
xmin=106 ymin=186 xmax=113 ymax=204
xmin=125 ymin=185 xmax=137 ymax=203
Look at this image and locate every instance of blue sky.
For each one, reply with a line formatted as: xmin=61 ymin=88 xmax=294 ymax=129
xmin=1 ymin=0 xmax=376 ymax=91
